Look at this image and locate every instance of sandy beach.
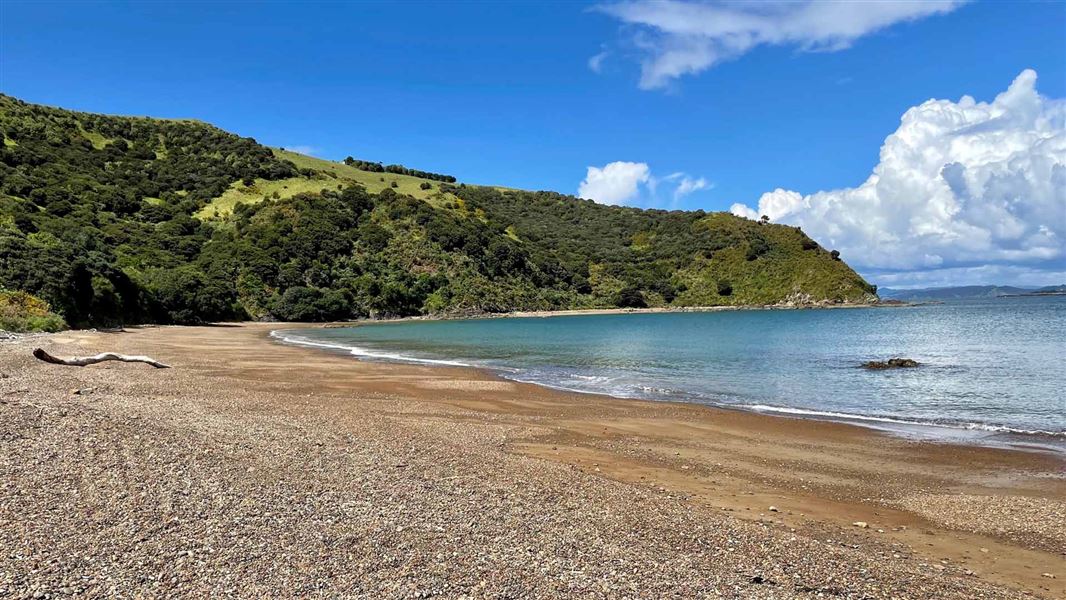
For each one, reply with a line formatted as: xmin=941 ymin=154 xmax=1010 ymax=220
xmin=1 ymin=323 xmax=1063 ymax=598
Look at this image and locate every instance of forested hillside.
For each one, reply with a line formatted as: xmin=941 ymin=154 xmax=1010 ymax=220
xmin=0 ymin=94 xmax=876 ymax=329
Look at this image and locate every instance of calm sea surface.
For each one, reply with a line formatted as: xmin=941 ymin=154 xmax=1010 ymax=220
xmin=276 ymin=297 xmax=1066 ymax=448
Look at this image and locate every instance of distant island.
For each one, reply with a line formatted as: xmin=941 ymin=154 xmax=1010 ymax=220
xmin=878 ymin=284 xmax=1066 ymax=302
xmin=1000 ymin=288 xmax=1066 ymax=297
xmin=0 ymin=95 xmax=876 ymax=331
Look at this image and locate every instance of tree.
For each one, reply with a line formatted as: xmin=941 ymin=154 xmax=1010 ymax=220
xmin=717 ymin=280 xmax=733 ymax=296
xmin=340 ymin=184 xmax=373 ymax=214
xmin=617 ymin=287 xmax=647 ymax=308
xmin=271 ymin=286 xmax=352 ymax=321
xmin=830 ymin=250 xmax=841 ymax=261
xmin=746 ymin=237 xmax=769 ymax=261
xmin=272 ymin=286 xmax=322 ymax=321
xmin=147 ymin=266 xmax=234 ymax=324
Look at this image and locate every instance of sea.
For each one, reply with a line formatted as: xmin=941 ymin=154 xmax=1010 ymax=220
xmin=273 ymin=297 xmax=1066 ymax=451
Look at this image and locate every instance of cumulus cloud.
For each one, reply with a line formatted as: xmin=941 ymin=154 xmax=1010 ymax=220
xmin=579 ymin=163 xmax=712 ymax=206
xmin=594 ymin=0 xmax=964 ymax=89
xmin=578 ymin=161 xmax=651 ymax=205
xmin=730 ymin=69 xmax=1066 ymax=288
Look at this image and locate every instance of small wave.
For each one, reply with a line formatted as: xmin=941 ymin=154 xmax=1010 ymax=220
xmin=570 ymin=374 xmax=615 ymax=382
xmin=501 ymin=374 xmax=627 ymax=398
xmin=744 ymin=404 xmax=1066 ymax=437
xmin=269 ymin=330 xmax=473 ymax=367
xmin=638 ymin=384 xmax=687 ymax=396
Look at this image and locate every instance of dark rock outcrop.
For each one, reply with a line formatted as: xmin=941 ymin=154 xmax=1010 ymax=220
xmin=863 ymin=358 xmax=920 ymax=369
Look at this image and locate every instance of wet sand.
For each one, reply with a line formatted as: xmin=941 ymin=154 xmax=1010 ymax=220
xmin=2 ymin=323 xmax=1063 ymax=598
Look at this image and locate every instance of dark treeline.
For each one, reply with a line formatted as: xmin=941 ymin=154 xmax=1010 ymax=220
xmin=343 ymin=156 xmax=456 ymax=183
xmin=0 ymin=95 xmax=874 ymax=329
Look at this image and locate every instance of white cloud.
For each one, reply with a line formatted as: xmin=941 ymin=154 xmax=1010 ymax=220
xmin=578 ymin=161 xmax=651 ymax=205
xmin=579 ymin=163 xmax=712 ymax=206
xmin=595 ymin=0 xmax=965 ymax=90
xmin=588 ymin=50 xmax=610 ymax=73
xmin=730 ymin=69 xmax=1066 ymax=287
xmin=673 ymin=174 xmax=711 ymax=200
xmin=284 ymin=145 xmax=320 ymax=156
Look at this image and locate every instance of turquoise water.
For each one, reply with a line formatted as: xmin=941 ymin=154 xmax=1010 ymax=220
xmin=276 ymin=297 xmax=1066 ymax=446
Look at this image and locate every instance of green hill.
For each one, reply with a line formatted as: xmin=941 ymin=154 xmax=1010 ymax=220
xmin=0 ymin=94 xmax=876 ymax=327
xmin=194 ymin=148 xmax=461 ymax=220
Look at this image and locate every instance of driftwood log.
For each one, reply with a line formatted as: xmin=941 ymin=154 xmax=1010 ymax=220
xmin=32 ymin=348 xmax=171 ymax=369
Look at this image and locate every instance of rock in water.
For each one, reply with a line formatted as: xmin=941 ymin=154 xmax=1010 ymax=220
xmin=862 ymin=358 xmax=920 ymax=369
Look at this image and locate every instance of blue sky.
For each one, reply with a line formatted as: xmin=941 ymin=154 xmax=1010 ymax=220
xmin=1 ymin=1 xmax=1064 ymax=287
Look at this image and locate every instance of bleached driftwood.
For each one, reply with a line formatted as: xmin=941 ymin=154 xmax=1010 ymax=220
xmin=32 ymin=348 xmax=171 ymax=369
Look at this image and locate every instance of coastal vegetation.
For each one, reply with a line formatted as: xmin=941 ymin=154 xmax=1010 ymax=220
xmin=0 ymin=94 xmax=876 ymax=327
xmin=0 ymin=289 xmax=66 ymax=332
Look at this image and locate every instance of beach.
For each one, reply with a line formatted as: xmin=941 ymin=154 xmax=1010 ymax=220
xmin=2 ymin=323 xmax=1063 ymax=598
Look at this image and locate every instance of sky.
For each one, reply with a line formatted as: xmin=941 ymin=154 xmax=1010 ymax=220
xmin=1 ymin=0 xmax=1063 ymax=288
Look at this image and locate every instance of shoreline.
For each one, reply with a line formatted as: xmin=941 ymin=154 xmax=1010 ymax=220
xmin=316 ymin=300 xmax=905 ymax=328
xmin=3 ymin=323 xmax=1063 ymax=597
xmin=272 ymin=323 xmax=1066 ymax=454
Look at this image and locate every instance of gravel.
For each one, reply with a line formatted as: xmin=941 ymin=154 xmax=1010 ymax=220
xmin=0 ymin=331 xmax=1052 ymax=598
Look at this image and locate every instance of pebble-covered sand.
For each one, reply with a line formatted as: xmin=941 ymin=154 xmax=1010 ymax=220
xmin=1 ymin=325 xmax=1063 ymax=598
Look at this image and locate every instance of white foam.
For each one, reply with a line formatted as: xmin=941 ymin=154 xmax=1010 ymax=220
xmin=269 ymin=330 xmax=473 ymax=367
xmin=501 ymin=374 xmax=628 ymax=398
xmin=571 ymin=374 xmax=614 ymax=382
xmin=744 ymin=404 xmax=1066 ymax=437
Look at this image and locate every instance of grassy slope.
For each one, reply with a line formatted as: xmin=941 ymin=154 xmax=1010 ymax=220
xmin=676 ymin=214 xmax=872 ymax=305
xmin=196 ymin=149 xmax=460 ymax=218
xmin=78 ymin=128 xmax=114 ymax=150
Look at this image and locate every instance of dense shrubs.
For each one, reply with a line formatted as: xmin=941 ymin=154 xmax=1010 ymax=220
xmin=617 ymin=287 xmax=647 ymax=308
xmin=746 ymin=236 xmax=770 ymax=261
xmin=0 ymin=289 xmax=67 ymax=332
xmin=143 ymin=265 xmax=236 ymax=324
xmin=272 ymin=287 xmax=352 ymax=321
